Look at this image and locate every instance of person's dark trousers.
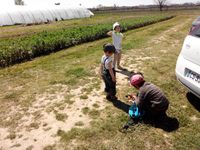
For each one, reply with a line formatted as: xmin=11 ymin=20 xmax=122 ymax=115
xmin=143 ymin=105 xmax=169 ymax=123
xmin=103 ymin=69 xmax=116 ymax=96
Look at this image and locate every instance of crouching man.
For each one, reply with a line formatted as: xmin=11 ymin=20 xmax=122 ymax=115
xmin=130 ymin=73 xmax=169 ymax=118
xmin=122 ymin=73 xmax=169 ymax=130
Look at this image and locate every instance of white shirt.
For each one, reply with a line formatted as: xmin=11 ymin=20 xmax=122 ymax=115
xmin=101 ymin=55 xmax=114 ymax=70
xmin=112 ymin=31 xmax=123 ymax=50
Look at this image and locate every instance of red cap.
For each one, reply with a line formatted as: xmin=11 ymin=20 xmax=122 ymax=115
xmin=130 ymin=74 xmax=144 ymax=86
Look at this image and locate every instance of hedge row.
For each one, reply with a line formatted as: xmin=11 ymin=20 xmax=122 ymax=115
xmin=0 ymin=15 xmax=174 ymax=67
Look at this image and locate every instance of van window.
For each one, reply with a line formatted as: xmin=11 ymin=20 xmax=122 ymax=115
xmin=190 ymin=25 xmax=200 ymax=37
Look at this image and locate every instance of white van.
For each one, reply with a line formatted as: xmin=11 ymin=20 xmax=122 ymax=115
xmin=175 ymin=24 xmax=200 ymax=99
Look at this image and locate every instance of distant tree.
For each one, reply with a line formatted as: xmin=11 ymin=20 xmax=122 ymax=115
xmin=15 ymin=0 xmax=24 ymax=5
xmin=113 ymin=4 xmax=117 ymax=9
xmin=183 ymin=2 xmax=195 ymax=6
xmin=154 ymin=0 xmax=168 ymax=11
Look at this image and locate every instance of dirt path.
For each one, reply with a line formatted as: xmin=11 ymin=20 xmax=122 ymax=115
xmin=0 ymin=80 xmax=108 ymax=150
xmin=0 ymin=17 xmax=193 ymax=150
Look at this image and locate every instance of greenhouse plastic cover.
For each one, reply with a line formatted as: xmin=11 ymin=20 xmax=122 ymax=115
xmin=0 ymin=6 xmax=94 ymax=26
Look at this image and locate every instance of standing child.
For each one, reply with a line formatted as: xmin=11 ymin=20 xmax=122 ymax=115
xmin=107 ymin=22 xmax=124 ymax=70
xmin=99 ymin=43 xmax=117 ymax=100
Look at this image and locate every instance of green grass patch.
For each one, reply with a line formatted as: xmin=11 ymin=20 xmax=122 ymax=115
xmin=29 ymin=122 xmax=40 ymax=129
xmin=75 ymin=121 xmax=84 ymax=126
xmin=0 ymin=15 xmax=174 ymax=67
xmin=65 ymin=67 xmax=90 ymax=78
xmin=54 ymin=111 xmax=68 ymax=122
xmin=7 ymin=132 xmax=16 ymax=140
xmin=64 ymin=99 xmax=75 ymax=105
xmin=93 ymin=103 xmax=100 ymax=108
xmin=82 ymin=107 xmax=90 ymax=115
xmin=88 ymin=109 xmax=100 ymax=119
xmin=80 ymin=95 xmax=88 ymax=100
xmin=43 ymin=145 xmax=56 ymax=150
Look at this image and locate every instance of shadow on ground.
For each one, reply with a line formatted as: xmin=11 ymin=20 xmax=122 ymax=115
xmin=109 ymin=98 xmax=130 ymax=114
xmin=109 ymin=98 xmax=179 ymax=132
xmin=116 ymin=68 xmax=134 ymax=78
xmin=142 ymin=116 xmax=179 ymax=132
xmin=186 ymin=92 xmax=200 ymax=112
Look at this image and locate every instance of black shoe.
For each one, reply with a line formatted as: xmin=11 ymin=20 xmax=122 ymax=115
xmin=106 ymin=95 xmax=111 ymax=100
xmin=104 ymin=89 xmax=109 ymax=93
xmin=121 ymin=119 xmax=135 ymax=130
xmin=119 ymin=123 xmax=130 ymax=133
xmin=122 ymin=123 xmax=130 ymax=130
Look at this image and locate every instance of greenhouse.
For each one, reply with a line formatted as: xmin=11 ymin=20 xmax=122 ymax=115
xmin=0 ymin=6 xmax=94 ymax=26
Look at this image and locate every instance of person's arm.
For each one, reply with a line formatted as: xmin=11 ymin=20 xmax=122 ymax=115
xmin=134 ymin=91 xmax=146 ymax=108
xmin=107 ymin=31 xmax=113 ymax=36
xmin=108 ymin=61 xmax=116 ymax=82
xmin=133 ymin=96 xmax=140 ymax=105
xmin=99 ymin=64 xmax=103 ymax=79
xmin=122 ymin=33 xmax=126 ymax=39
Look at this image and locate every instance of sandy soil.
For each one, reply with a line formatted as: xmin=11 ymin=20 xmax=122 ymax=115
xmin=0 ymin=80 xmax=109 ymax=150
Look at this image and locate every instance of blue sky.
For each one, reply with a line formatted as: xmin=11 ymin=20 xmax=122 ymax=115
xmin=1 ymin=0 xmax=200 ymax=7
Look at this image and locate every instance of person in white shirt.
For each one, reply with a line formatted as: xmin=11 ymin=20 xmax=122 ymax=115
xmin=107 ymin=22 xmax=124 ymax=70
xmin=99 ymin=43 xmax=117 ymax=100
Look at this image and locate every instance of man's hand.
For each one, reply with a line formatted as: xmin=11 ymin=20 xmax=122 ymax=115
xmin=128 ymin=99 xmax=134 ymax=103
xmin=126 ymin=93 xmax=136 ymax=101
xmin=131 ymin=94 xmax=137 ymax=100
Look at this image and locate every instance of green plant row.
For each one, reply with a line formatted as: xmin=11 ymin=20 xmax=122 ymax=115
xmin=0 ymin=15 xmax=174 ymax=67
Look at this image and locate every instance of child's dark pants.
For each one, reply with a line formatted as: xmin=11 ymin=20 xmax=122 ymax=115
xmin=103 ymin=69 xmax=116 ymax=96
